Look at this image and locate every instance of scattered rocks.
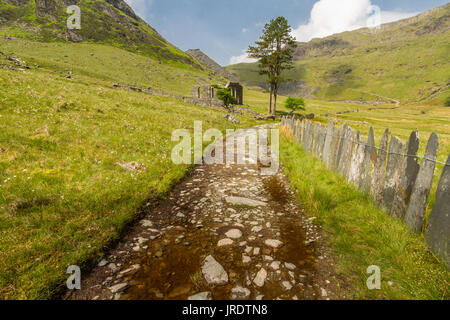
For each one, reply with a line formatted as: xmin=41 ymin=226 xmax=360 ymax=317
xmin=202 ymin=255 xmax=229 ymax=285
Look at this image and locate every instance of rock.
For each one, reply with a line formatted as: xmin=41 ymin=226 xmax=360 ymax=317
xmin=253 ymin=247 xmax=261 ymax=255
xmin=264 ymin=255 xmax=274 ymax=262
xmin=265 ymin=239 xmax=284 ymax=248
xmin=108 ymin=263 xmax=118 ymax=272
xmin=231 ymin=286 xmax=251 ymax=299
xmin=136 ymin=237 xmax=148 ymax=245
xmin=251 ymin=226 xmax=263 ymax=233
xmin=253 ymin=268 xmax=267 ymax=287
xmin=281 ymin=281 xmax=293 ymax=291
xmin=109 ymin=283 xmax=128 ymax=294
xmin=188 ymin=292 xmax=212 ymax=300
xmin=270 ymin=261 xmax=281 ymax=270
xmin=242 ymin=256 xmax=251 ymax=264
xmin=119 ymin=264 xmax=141 ymax=275
xmin=223 ymin=114 xmax=240 ymax=125
xmin=321 ymin=288 xmax=328 ymax=297
xmin=98 ymin=259 xmax=108 ymax=267
xmin=140 ymin=220 xmax=153 ymax=227
xmin=176 ymin=212 xmax=186 ymax=218
xmin=256 ymin=294 xmax=264 ymax=300
xmin=115 ymin=161 xmax=146 ymax=172
xmin=225 ymin=196 xmax=267 ymax=207
xmin=284 ymin=263 xmax=296 ymax=270
xmin=218 ymin=238 xmax=234 ymax=247
xmin=225 ymin=229 xmax=243 ymax=239
xmin=202 ymin=255 xmax=229 ymax=285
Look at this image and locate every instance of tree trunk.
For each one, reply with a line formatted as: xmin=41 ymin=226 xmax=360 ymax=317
xmin=268 ymin=89 xmax=273 ymax=114
xmin=273 ymin=92 xmax=277 ymax=116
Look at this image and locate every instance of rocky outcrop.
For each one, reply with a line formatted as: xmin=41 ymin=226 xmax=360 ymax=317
xmin=186 ymin=49 xmax=237 ymax=81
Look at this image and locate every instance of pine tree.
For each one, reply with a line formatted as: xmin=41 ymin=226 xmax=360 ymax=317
xmin=248 ymin=17 xmax=297 ymax=116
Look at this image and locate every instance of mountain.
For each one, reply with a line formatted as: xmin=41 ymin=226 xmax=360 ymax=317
xmin=0 ymin=0 xmax=198 ymax=67
xmin=186 ymin=49 xmax=237 ymax=81
xmin=226 ymin=3 xmax=450 ymax=105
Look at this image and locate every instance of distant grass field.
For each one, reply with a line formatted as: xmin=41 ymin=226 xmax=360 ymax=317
xmin=279 ymin=131 xmax=449 ymax=300
xmin=227 ymin=5 xmax=450 ymax=106
xmin=0 ymin=52 xmax=255 ymax=299
xmin=0 ymin=38 xmax=223 ymax=96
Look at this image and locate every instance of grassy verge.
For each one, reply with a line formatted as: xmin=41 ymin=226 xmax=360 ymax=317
xmin=279 ymin=130 xmax=449 ymax=300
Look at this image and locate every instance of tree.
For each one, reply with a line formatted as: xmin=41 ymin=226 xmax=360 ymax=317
xmin=216 ymin=88 xmax=237 ymax=107
xmin=445 ymin=95 xmax=450 ymax=107
xmin=285 ymin=96 xmax=306 ymax=112
xmin=248 ymin=17 xmax=297 ymax=116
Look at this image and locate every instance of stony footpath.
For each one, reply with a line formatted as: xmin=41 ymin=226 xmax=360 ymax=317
xmin=66 ymin=128 xmax=342 ymax=300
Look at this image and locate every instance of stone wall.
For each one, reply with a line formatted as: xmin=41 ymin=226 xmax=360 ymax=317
xmin=281 ymin=116 xmax=449 ymax=267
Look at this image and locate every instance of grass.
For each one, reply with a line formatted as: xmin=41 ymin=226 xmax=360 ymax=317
xmin=279 ymin=129 xmax=449 ymax=299
xmin=0 ymin=57 xmax=256 ymax=299
xmin=244 ymin=89 xmax=449 ymax=220
xmin=0 ymin=38 xmax=223 ymax=96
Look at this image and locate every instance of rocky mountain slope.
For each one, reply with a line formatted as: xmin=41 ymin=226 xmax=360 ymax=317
xmin=186 ymin=48 xmax=237 ymax=81
xmin=0 ymin=0 xmax=198 ymax=67
xmin=226 ymin=3 xmax=450 ymax=105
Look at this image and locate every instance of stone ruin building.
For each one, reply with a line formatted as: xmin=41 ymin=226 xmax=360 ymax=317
xmin=190 ymin=82 xmax=243 ymax=105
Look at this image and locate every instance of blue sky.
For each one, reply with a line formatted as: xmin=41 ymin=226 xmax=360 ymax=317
xmin=125 ymin=0 xmax=449 ymax=66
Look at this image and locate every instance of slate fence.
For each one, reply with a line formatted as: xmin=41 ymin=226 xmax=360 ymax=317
xmin=281 ymin=116 xmax=449 ymax=267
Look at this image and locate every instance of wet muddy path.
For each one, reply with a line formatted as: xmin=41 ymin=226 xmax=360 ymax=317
xmin=67 ymin=126 xmax=341 ymax=300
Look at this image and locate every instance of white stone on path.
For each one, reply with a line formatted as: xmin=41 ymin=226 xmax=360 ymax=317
xmin=217 ymin=238 xmax=234 ymax=247
xmin=242 ymin=256 xmax=251 ymax=264
xmin=284 ymin=263 xmax=297 ymax=270
xmin=188 ymin=292 xmax=212 ymax=300
xmin=251 ymin=226 xmax=263 ymax=233
xmin=109 ymin=283 xmax=129 ymax=294
xmin=202 ymin=255 xmax=229 ymax=285
xmin=270 ymin=261 xmax=281 ymax=270
xmin=231 ymin=286 xmax=251 ymax=299
xmin=265 ymin=239 xmax=284 ymax=248
xmin=253 ymin=268 xmax=267 ymax=287
xmin=225 ymin=196 xmax=267 ymax=207
xmin=225 ymin=229 xmax=243 ymax=239
xmin=282 ymin=281 xmax=293 ymax=291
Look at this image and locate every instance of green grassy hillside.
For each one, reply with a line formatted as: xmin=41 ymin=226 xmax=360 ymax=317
xmin=227 ymin=3 xmax=450 ymax=105
xmin=0 ymin=33 xmax=255 ymax=299
xmin=0 ymin=0 xmax=199 ymax=67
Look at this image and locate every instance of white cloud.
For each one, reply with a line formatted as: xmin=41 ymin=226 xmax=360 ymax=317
xmin=291 ymin=0 xmax=418 ymax=42
xmin=242 ymin=28 xmax=249 ymax=33
xmin=229 ymin=50 xmax=258 ymax=65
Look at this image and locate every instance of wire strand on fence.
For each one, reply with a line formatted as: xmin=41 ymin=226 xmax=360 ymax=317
xmin=283 ymin=120 xmax=449 ymax=166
